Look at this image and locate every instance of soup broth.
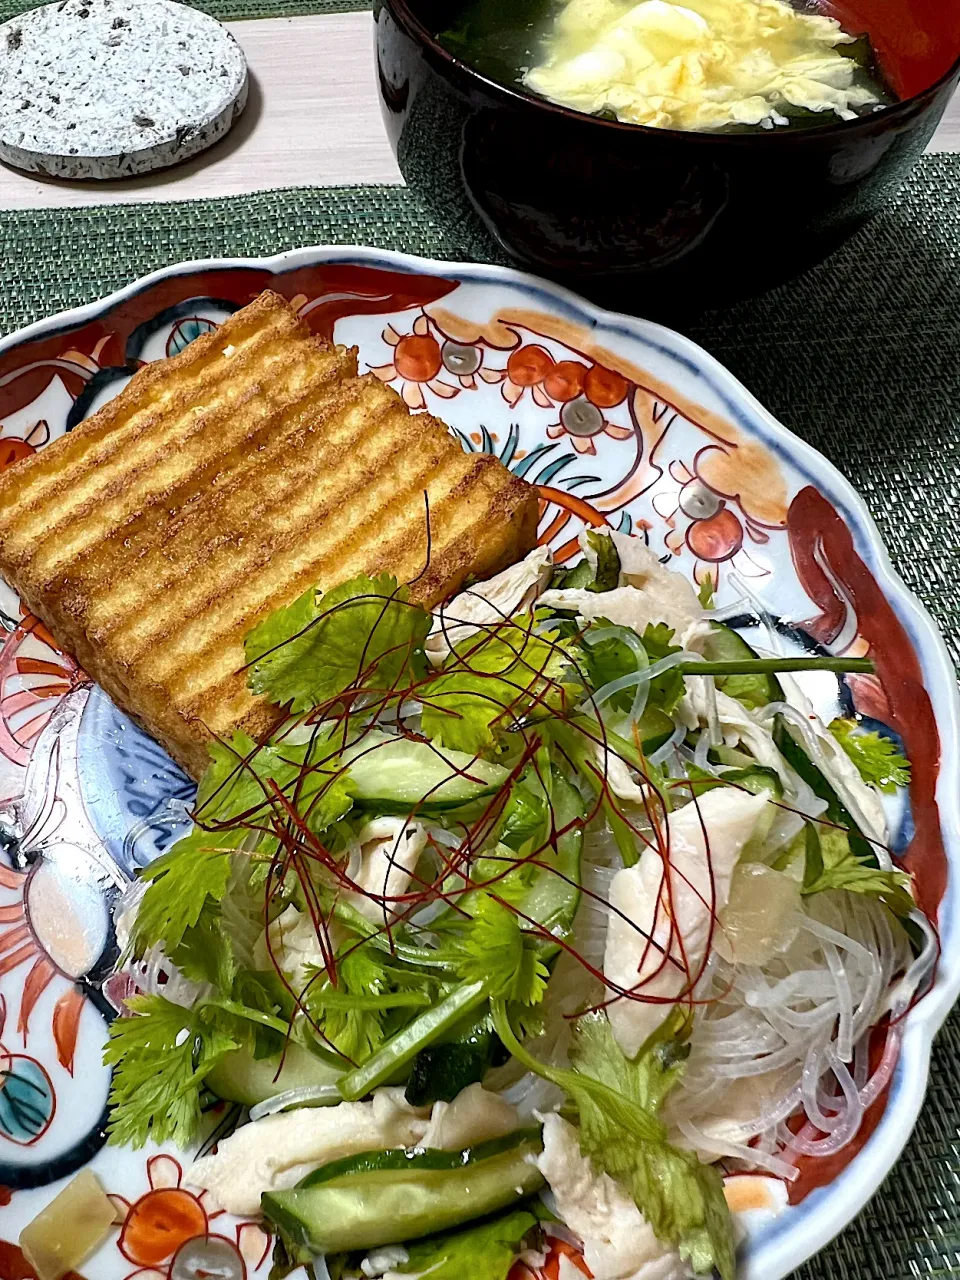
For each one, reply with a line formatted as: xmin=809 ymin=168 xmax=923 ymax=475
xmin=437 ymin=0 xmax=895 ymax=132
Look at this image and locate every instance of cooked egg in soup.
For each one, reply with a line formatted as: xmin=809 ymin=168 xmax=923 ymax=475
xmin=437 ymin=0 xmax=894 ymax=131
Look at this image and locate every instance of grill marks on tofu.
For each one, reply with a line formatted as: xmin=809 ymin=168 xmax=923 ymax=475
xmin=0 ymin=290 xmax=539 ymax=778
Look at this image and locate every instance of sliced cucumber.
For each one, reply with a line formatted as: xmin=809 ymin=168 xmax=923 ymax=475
xmin=549 ymin=558 xmax=593 ymax=591
xmin=206 ymin=1043 xmax=342 ymax=1108
xmin=635 ymin=704 xmax=674 ymax=753
xmin=773 ymin=718 xmax=874 ymax=864
xmin=711 ymin=759 xmax=784 ymax=800
xmin=702 ymin=624 xmax=783 ymax=711
xmin=343 ymin=734 xmax=508 ymax=812
xmin=404 ymin=1016 xmax=507 ymax=1107
xmin=517 ymin=768 xmax=584 ymax=947
xmin=262 ymin=1129 xmax=544 ymax=1255
xmin=299 ymin=1127 xmax=541 ymax=1186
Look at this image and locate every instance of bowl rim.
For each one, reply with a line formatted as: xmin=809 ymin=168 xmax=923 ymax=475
xmin=377 ymin=0 xmax=960 ymax=146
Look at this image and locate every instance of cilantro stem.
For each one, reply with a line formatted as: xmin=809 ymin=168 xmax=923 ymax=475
xmin=490 ymin=1000 xmax=663 ymax=1144
xmin=679 ymin=657 xmax=874 ymax=676
xmin=338 ymin=980 xmax=488 ymax=1101
xmin=325 ymin=895 xmax=462 ymax=972
xmin=309 ymin=990 xmax=433 ymax=1013
xmin=203 ymin=999 xmax=291 ymax=1037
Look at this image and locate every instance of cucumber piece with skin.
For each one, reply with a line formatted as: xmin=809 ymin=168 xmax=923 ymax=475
xmin=206 ymin=1043 xmax=342 ymax=1107
xmin=299 ymin=1127 xmax=541 ymax=1186
xmin=701 ymin=624 xmax=783 ymax=711
xmin=723 ymin=765 xmax=782 ymax=853
xmin=518 ymin=767 xmax=585 ymax=948
xmin=634 ymin=704 xmax=674 ymax=753
xmin=708 ymin=756 xmax=784 ymax=800
xmin=343 ymin=735 xmax=508 ymax=811
xmin=261 ymin=1130 xmax=544 ymax=1255
xmin=404 ymin=1017 xmax=508 ymax=1107
xmin=773 ymin=718 xmax=875 ymax=864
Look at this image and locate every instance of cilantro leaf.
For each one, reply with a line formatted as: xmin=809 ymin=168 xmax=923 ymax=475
xmin=829 ymin=718 xmax=912 ymax=793
xmin=139 ymin=728 xmax=352 ymax=953
xmin=396 ymin=1208 xmax=539 ymax=1280
xmin=568 ymin=1014 xmax=732 ymax=1280
xmin=307 ymin=944 xmax=389 ymax=1064
xmin=641 ymin=623 xmax=685 ymax=715
xmin=245 ymin=573 xmax=430 ymax=713
xmin=130 ymin=830 xmax=237 ymax=958
xmin=801 ymin=822 xmax=914 ymax=917
xmin=499 ymin=779 xmax=548 ymax=850
xmin=585 ymin=530 xmax=621 ymax=592
xmin=579 ymin=622 xmax=684 ymax=719
xmin=580 ymin=630 xmax=638 ymax=714
xmin=422 ymin=618 xmax=571 ymax=754
xmin=304 ymin=943 xmax=433 ymax=1065
xmin=172 ymin=902 xmax=237 ymax=990
xmin=197 ymin=730 xmax=353 ymax=836
xmin=103 ymin=995 xmax=236 ymax=1148
xmin=454 ymin=894 xmax=548 ymax=1005
xmin=227 ymin=968 xmax=290 ymax=1059
xmin=571 ymin=1009 xmax=689 ymax=1114
xmin=196 ymin=731 xmax=276 ymax=822
xmin=492 ymin=1004 xmax=735 ymax=1280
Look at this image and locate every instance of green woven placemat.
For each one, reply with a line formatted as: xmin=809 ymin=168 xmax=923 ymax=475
xmin=1 ymin=155 xmax=959 ymax=1277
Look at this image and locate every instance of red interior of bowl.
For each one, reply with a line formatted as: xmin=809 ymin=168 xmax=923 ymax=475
xmin=826 ymin=0 xmax=960 ymax=99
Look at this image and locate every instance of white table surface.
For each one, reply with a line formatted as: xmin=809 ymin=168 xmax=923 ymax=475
xmin=0 ymin=10 xmax=955 ymax=210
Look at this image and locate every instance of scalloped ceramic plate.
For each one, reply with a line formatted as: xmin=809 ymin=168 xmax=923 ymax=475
xmin=0 ymin=248 xmax=956 ymax=1280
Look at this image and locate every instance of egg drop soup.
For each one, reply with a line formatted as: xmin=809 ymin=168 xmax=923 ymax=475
xmin=437 ymin=0 xmax=895 ymax=131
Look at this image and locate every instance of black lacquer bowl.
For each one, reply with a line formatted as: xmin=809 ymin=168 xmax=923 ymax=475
xmin=374 ymin=0 xmax=960 ymax=310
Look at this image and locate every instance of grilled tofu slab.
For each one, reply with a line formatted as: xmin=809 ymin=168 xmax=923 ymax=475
xmin=0 ymin=291 xmax=539 ymax=778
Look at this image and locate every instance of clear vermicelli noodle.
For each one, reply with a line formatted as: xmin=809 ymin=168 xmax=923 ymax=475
xmin=666 ymin=891 xmax=917 ymax=1172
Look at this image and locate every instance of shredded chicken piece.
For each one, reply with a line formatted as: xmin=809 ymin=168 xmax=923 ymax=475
xmin=537 ymin=1113 xmax=688 ymax=1279
xmin=418 ymin=1083 xmax=520 ymax=1150
xmin=427 ymin=546 xmax=554 ymax=664
xmin=187 ymin=1088 xmax=428 ymax=1215
xmin=541 ymin=530 xmax=705 ymax=642
xmin=605 ymin=788 xmax=769 ymax=1058
xmin=349 ymin=817 xmax=427 ymax=922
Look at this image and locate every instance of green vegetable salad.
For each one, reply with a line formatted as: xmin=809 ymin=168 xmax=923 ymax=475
xmin=105 ymin=528 xmax=927 ymax=1280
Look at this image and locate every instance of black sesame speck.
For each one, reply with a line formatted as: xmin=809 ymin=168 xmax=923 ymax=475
xmin=48 ymin=92 xmax=60 ymax=103
xmin=111 ymin=14 xmax=128 ymax=25
xmin=178 ymin=64 xmax=190 ymax=74
xmin=78 ymin=6 xmax=89 ymax=15
xmin=133 ymin=114 xmax=155 ymax=128
xmin=19 ymin=99 xmax=31 ymax=110
xmin=6 ymin=28 xmax=22 ymax=49
xmin=66 ymin=121 xmax=76 ymax=130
